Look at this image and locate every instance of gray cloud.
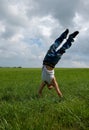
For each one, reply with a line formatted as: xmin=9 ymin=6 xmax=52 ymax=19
xmin=27 ymin=0 xmax=81 ymax=27
xmin=0 ymin=0 xmax=89 ymax=67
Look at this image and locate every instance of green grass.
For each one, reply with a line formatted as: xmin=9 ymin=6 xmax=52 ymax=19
xmin=0 ymin=68 xmax=89 ymax=130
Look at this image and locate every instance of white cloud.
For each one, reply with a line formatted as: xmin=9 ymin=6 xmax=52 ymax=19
xmin=0 ymin=21 xmax=5 ymax=33
xmin=0 ymin=0 xmax=89 ymax=68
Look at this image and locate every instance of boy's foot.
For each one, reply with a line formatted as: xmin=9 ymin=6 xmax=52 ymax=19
xmin=61 ymin=29 xmax=69 ymax=39
xmin=69 ymin=31 xmax=79 ymax=38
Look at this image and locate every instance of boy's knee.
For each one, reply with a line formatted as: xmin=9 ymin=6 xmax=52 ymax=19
xmin=60 ymin=49 xmax=65 ymax=54
xmin=57 ymin=48 xmax=65 ymax=55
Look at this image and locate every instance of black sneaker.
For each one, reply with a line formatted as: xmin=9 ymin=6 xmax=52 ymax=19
xmin=69 ymin=31 xmax=79 ymax=38
xmin=55 ymin=29 xmax=69 ymax=43
xmin=62 ymin=29 xmax=69 ymax=39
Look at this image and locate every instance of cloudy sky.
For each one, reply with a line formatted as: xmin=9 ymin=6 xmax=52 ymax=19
xmin=0 ymin=0 xmax=89 ymax=68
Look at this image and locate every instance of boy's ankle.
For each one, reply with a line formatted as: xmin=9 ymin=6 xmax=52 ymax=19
xmin=69 ymin=31 xmax=79 ymax=39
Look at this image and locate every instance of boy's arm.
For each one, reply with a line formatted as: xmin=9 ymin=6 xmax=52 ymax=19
xmin=38 ymin=81 xmax=46 ymax=96
xmin=52 ymin=77 xmax=63 ymax=97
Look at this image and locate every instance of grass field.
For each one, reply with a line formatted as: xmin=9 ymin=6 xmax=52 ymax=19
xmin=0 ymin=68 xmax=89 ymax=130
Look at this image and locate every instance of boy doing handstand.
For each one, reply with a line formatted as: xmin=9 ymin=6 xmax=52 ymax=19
xmin=38 ymin=29 xmax=79 ymax=97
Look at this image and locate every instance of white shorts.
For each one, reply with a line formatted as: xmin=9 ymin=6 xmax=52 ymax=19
xmin=42 ymin=65 xmax=54 ymax=84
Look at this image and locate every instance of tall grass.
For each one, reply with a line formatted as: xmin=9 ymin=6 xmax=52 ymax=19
xmin=0 ymin=68 xmax=89 ymax=130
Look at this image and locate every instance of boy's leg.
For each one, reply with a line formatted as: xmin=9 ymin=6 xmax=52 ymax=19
xmin=38 ymin=81 xmax=46 ymax=96
xmin=56 ymin=31 xmax=79 ymax=56
xmin=43 ymin=29 xmax=69 ymax=65
xmin=49 ymin=29 xmax=69 ymax=52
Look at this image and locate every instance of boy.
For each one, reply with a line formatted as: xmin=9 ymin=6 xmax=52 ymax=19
xmin=38 ymin=29 xmax=79 ymax=97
